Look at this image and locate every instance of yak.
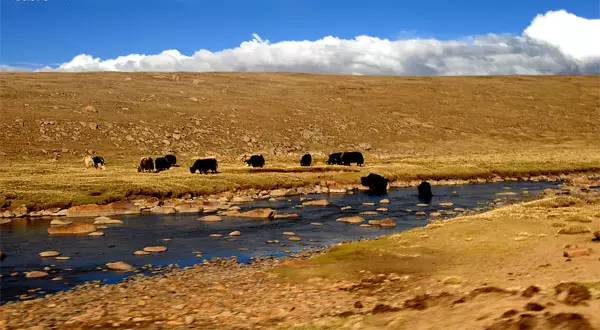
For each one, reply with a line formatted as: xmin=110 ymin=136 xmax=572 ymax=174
xmin=244 ymin=154 xmax=265 ymax=168
xmin=190 ymin=158 xmax=218 ymax=174
xmin=154 ymin=157 xmax=170 ymax=172
xmin=326 ymin=152 xmax=342 ymax=165
xmin=341 ymin=151 xmax=364 ymax=166
xmin=361 ymin=173 xmax=388 ymax=195
xmin=300 ymin=153 xmax=312 ymax=166
xmin=165 ymin=154 xmax=177 ymax=167
xmin=84 ymin=155 xmax=105 ymax=169
xmin=417 ymin=181 xmax=433 ymax=202
xmin=137 ymin=157 xmax=154 ymax=173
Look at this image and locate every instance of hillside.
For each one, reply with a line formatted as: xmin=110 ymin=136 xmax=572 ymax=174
xmin=1 ymin=73 xmax=598 ymax=162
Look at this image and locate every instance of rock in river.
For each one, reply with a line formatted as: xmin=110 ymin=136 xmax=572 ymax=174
xmin=39 ymin=250 xmax=60 ymax=257
xmin=143 ymin=246 xmax=167 ymax=253
xmin=47 ymin=223 xmax=97 ymax=235
xmin=66 ymin=201 xmax=140 ymax=217
xmin=88 ymin=231 xmax=105 ymax=236
xmin=229 ymin=231 xmax=241 ymax=237
xmin=25 ymin=271 xmax=49 ymax=279
xmin=230 ymin=208 xmax=275 ymax=219
xmin=336 ymin=216 xmax=365 ymax=224
xmin=198 ymin=215 xmax=222 ymax=222
xmin=302 ymin=199 xmax=329 ymax=206
xmin=93 ymin=216 xmax=123 ymax=225
xmin=134 ymin=250 xmax=150 ymax=256
xmin=106 ymin=261 xmax=134 ymax=272
xmin=273 ymin=213 xmax=299 ymax=220
xmin=368 ymin=218 xmax=397 ymax=227
xmin=50 ymin=219 xmax=72 ymax=226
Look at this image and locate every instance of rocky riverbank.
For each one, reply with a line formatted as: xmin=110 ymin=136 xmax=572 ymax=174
xmin=1 ymin=172 xmax=589 ymax=220
xmin=1 ymin=177 xmax=599 ymax=329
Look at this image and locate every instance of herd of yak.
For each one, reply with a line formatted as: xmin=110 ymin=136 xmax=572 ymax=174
xmin=83 ymin=151 xmax=433 ymax=198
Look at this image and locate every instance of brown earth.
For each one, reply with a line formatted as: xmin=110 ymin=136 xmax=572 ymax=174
xmin=1 ymin=180 xmax=599 ymax=329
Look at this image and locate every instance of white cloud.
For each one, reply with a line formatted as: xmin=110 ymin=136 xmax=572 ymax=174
xmin=43 ymin=10 xmax=600 ymax=75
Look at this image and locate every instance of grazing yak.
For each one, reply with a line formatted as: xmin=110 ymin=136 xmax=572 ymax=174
xmin=244 ymin=154 xmax=265 ymax=168
xmin=326 ymin=152 xmax=343 ymax=165
xmin=137 ymin=157 xmax=154 ymax=173
xmin=418 ymin=181 xmax=433 ymax=202
xmin=327 ymin=152 xmax=364 ymax=166
xmin=154 ymin=157 xmax=170 ymax=172
xmin=190 ymin=158 xmax=218 ymax=174
xmin=361 ymin=173 xmax=388 ymax=194
xmin=84 ymin=155 xmax=105 ymax=169
xmin=300 ymin=153 xmax=312 ymax=166
xmin=165 ymin=154 xmax=177 ymax=167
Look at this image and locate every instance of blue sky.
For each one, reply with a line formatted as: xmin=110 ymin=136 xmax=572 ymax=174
xmin=1 ymin=0 xmax=598 ymax=70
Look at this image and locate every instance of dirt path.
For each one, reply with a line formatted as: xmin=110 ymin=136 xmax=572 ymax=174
xmin=1 ymin=180 xmax=599 ymax=329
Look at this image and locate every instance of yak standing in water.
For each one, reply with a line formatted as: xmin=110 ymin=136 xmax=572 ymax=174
xmin=418 ymin=181 xmax=433 ymax=202
xmin=190 ymin=158 xmax=218 ymax=174
xmin=244 ymin=154 xmax=265 ymax=168
xmin=300 ymin=153 xmax=312 ymax=166
xmin=361 ymin=173 xmax=388 ymax=195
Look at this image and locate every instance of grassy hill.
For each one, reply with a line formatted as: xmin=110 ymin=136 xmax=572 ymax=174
xmin=0 ymin=73 xmax=598 ymax=209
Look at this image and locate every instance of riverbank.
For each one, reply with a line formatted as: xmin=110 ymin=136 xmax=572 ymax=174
xmin=2 ymin=150 xmax=600 ymax=218
xmin=2 ymin=178 xmax=599 ymax=329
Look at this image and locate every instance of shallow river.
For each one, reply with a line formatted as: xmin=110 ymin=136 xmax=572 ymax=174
xmin=0 ymin=181 xmax=559 ymax=303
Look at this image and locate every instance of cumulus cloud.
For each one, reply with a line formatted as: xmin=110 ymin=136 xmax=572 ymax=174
xmin=44 ymin=10 xmax=600 ymax=75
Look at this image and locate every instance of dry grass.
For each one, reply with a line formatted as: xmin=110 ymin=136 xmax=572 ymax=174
xmin=0 ymin=73 xmax=599 ymax=208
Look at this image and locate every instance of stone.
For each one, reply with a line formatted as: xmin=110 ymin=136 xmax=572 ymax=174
xmin=555 ymin=282 xmax=591 ymax=305
xmin=282 ymin=231 xmax=296 ymax=236
xmin=149 ymin=206 xmax=176 ymax=214
xmin=302 ymin=199 xmax=329 ymax=206
xmin=143 ymin=246 xmax=167 ymax=253
xmin=0 ymin=219 xmax=11 ymax=225
xmin=415 ymin=211 xmax=426 ymax=216
xmin=310 ymin=222 xmax=323 ymax=226
xmin=360 ymin=211 xmax=379 ymax=216
xmin=210 ymin=234 xmax=223 ymax=238
xmin=288 ymin=236 xmax=301 ymax=241
xmin=336 ymin=216 xmax=365 ymax=224
xmin=93 ymin=216 xmax=123 ymax=225
xmin=439 ymin=202 xmax=454 ymax=208
xmin=229 ymin=231 xmax=241 ymax=237
xmin=273 ymin=213 xmax=299 ymax=220
xmin=106 ymin=261 xmax=134 ymax=272
xmin=66 ymin=201 xmax=140 ymax=217
xmin=341 ymin=206 xmax=352 ymax=211
xmin=88 ymin=231 xmax=104 ymax=236
xmin=379 ymin=198 xmax=390 ymax=204
xmin=442 ymin=276 xmax=463 ymax=285
xmin=368 ymin=218 xmax=396 ymax=227
xmin=50 ymin=219 xmax=72 ymax=226
xmin=174 ymin=204 xmax=203 ymax=214
xmin=557 ymin=225 xmax=591 ymax=235
xmin=47 ymin=223 xmax=97 ymax=235
xmin=376 ymin=208 xmax=388 ymax=212
xmin=39 ymin=250 xmax=60 ymax=257
xmin=55 ymin=256 xmax=71 ymax=261
xmin=25 ymin=271 xmax=48 ymax=279
xmin=134 ymin=250 xmax=150 ymax=256
xmin=232 ymin=208 xmax=275 ymax=219
xmin=429 ymin=212 xmax=442 ymax=218
xmin=417 ymin=203 xmax=429 ymax=207
xmin=563 ymin=248 xmax=591 ymax=258
xmin=270 ymin=189 xmax=290 ymax=197
xmin=198 ymin=215 xmax=222 ymax=222
xmin=593 ymin=231 xmax=600 ymax=241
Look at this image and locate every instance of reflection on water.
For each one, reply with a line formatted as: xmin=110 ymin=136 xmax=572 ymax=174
xmin=0 ymin=181 xmax=559 ymax=303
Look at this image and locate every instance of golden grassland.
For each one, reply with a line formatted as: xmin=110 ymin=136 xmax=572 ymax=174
xmin=0 ymin=73 xmax=598 ymax=209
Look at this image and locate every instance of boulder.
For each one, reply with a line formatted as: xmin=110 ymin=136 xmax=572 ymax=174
xmin=439 ymin=202 xmax=454 ymax=208
xmin=288 ymin=236 xmax=302 ymax=241
xmin=282 ymin=231 xmax=296 ymax=236
xmin=270 ymin=189 xmax=290 ymax=197
xmin=25 ymin=271 xmax=49 ymax=279
xmin=557 ymin=225 xmax=591 ymax=235
xmin=106 ymin=261 xmax=134 ymax=272
xmin=93 ymin=216 xmax=123 ymax=225
xmin=593 ymin=231 xmax=600 ymax=241
xmin=143 ymin=246 xmax=167 ymax=253
xmin=232 ymin=208 xmax=275 ymax=219
xmin=39 ymin=250 xmax=60 ymax=257
xmin=563 ymin=248 xmax=591 ymax=258
xmin=66 ymin=201 xmax=140 ymax=217
xmin=55 ymin=256 xmax=71 ymax=261
xmin=174 ymin=203 xmax=203 ymax=214
xmin=0 ymin=219 xmax=11 ymax=225
xmin=229 ymin=231 xmax=241 ymax=237
xmin=302 ymin=199 xmax=329 ymax=206
xmin=88 ymin=231 xmax=105 ymax=236
xmin=134 ymin=250 xmax=150 ymax=256
xmin=47 ymin=223 xmax=97 ymax=235
xmin=379 ymin=198 xmax=390 ymax=204
xmin=273 ymin=213 xmax=299 ymax=220
xmin=50 ymin=219 xmax=72 ymax=226
xmin=336 ymin=216 xmax=365 ymax=224
xmin=149 ymin=206 xmax=176 ymax=214
xmin=198 ymin=215 xmax=223 ymax=222
xmin=368 ymin=218 xmax=396 ymax=227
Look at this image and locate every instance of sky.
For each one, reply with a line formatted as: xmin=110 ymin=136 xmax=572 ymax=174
xmin=1 ymin=0 xmax=599 ymax=75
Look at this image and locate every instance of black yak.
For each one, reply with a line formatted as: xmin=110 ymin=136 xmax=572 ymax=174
xmin=154 ymin=157 xmax=170 ymax=172
xmin=300 ymin=153 xmax=312 ymax=166
xmin=341 ymin=151 xmax=364 ymax=166
xmin=165 ymin=154 xmax=177 ymax=167
xmin=137 ymin=157 xmax=154 ymax=173
xmin=326 ymin=152 xmax=342 ymax=165
xmin=361 ymin=173 xmax=388 ymax=194
xmin=418 ymin=181 xmax=433 ymax=202
xmin=84 ymin=155 xmax=105 ymax=169
xmin=244 ymin=154 xmax=265 ymax=168
xmin=190 ymin=158 xmax=218 ymax=174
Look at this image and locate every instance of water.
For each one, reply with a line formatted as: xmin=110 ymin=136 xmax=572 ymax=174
xmin=0 ymin=181 xmax=558 ymax=303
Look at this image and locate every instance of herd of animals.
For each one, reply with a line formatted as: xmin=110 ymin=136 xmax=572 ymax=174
xmin=83 ymin=151 xmax=433 ymax=198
